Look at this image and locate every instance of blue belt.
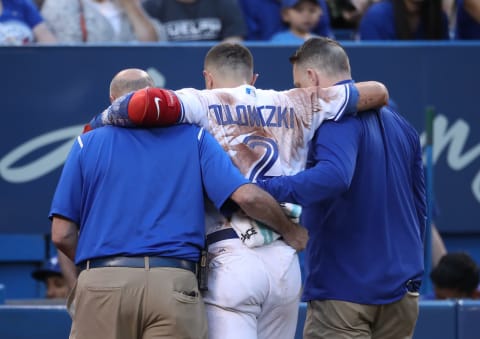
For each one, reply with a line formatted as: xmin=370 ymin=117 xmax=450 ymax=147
xmin=78 ymin=256 xmax=197 ymax=274
xmin=206 ymin=228 xmax=238 ymax=246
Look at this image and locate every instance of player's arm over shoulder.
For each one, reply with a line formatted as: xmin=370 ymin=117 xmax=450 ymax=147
xmin=283 ymin=81 xmax=388 ymax=122
xmin=310 ymin=81 xmax=388 ymax=114
xmin=85 ymin=87 xmax=184 ymax=130
xmin=355 ymin=81 xmax=389 ymax=111
xmin=126 ymin=87 xmax=214 ymax=128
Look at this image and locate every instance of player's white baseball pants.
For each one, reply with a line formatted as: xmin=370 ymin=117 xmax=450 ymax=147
xmin=203 ymin=238 xmax=301 ymax=339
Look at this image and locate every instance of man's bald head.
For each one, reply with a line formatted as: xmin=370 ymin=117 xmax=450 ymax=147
xmin=109 ymin=68 xmax=155 ymax=102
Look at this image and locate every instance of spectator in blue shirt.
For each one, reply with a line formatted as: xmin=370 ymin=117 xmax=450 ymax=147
xmin=358 ymin=0 xmax=449 ymax=40
xmin=271 ymin=0 xmax=325 ymax=43
xmin=239 ymin=0 xmax=333 ymax=40
xmin=0 ymin=0 xmax=56 ymax=45
xmin=257 ymin=37 xmax=426 ymax=338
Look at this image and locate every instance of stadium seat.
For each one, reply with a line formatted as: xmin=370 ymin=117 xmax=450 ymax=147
xmin=456 ymin=300 xmax=480 ymax=339
xmin=413 ymin=300 xmax=457 ymax=339
xmin=0 ymin=235 xmax=47 ymax=299
xmin=0 ymin=305 xmax=71 ymax=339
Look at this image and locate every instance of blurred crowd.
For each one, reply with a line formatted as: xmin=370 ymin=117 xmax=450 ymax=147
xmin=0 ymin=0 xmax=478 ymax=46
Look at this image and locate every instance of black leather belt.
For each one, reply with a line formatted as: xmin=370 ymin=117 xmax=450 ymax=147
xmin=206 ymin=228 xmax=238 ymax=246
xmin=78 ymin=256 xmax=197 ymax=274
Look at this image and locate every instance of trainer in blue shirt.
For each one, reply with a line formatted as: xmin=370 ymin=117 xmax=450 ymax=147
xmin=257 ymin=37 xmax=426 ymax=338
xmin=50 ymin=120 xmax=305 ymax=338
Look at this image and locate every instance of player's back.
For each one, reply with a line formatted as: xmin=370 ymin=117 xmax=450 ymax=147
xmin=176 ymin=84 xmax=349 ymax=180
xmin=175 ymin=83 xmax=354 ymax=235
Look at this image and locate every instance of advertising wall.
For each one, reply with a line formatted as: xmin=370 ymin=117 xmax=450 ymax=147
xmin=0 ymin=43 xmax=478 ymax=234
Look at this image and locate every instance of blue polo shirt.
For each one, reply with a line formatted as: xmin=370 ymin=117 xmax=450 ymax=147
xmin=257 ymin=103 xmax=426 ymax=304
xmin=50 ymin=125 xmax=248 ymax=264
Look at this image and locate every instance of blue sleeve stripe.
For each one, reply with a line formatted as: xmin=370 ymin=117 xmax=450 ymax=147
xmin=333 ymin=84 xmax=350 ymax=121
xmin=197 ymin=127 xmax=204 ymax=141
xmin=76 ymin=136 xmax=84 ymax=148
xmin=178 ymin=100 xmax=185 ymax=123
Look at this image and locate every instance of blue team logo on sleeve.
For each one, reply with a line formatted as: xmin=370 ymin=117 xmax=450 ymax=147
xmin=245 ymin=87 xmax=256 ymax=97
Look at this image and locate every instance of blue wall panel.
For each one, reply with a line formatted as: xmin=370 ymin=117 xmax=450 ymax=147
xmin=413 ymin=300 xmax=457 ymax=339
xmin=456 ymin=300 xmax=480 ymax=339
xmin=0 ymin=43 xmax=478 ymax=235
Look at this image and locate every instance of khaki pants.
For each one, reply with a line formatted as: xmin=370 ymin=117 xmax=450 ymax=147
xmin=67 ymin=265 xmax=207 ymax=339
xmin=303 ymin=292 xmax=419 ymax=339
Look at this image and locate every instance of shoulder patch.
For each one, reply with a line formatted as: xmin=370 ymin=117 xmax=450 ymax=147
xmin=246 ymin=87 xmax=256 ymax=97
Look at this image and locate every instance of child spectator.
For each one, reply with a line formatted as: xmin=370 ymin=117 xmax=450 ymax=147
xmin=271 ymin=0 xmax=324 ymax=43
xmin=32 ymin=256 xmax=69 ymax=299
xmin=430 ymin=252 xmax=480 ymax=300
xmin=239 ymin=0 xmax=333 ymax=40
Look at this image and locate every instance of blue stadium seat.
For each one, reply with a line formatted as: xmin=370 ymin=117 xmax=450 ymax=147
xmin=456 ymin=300 xmax=480 ymax=339
xmin=0 ymin=305 xmax=71 ymax=339
xmin=413 ymin=300 xmax=456 ymax=339
xmin=0 ymin=234 xmax=47 ymax=299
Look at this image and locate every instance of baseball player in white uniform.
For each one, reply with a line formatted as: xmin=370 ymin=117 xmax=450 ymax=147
xmin=86 ymin=43 xmax=388 ymax=339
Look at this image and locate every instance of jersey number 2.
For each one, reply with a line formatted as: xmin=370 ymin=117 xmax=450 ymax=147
xmin=243 ymin=135 xmax=279 ymax=182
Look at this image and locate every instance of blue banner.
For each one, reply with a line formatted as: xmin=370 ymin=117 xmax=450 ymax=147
xmin=0 ymin=43 xmax=478 ymax=233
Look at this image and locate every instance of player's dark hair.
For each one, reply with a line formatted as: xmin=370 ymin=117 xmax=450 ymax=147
xmin=289 ymin=37 xmax=351 ymax=78
xmin=430 ymin=252 xmax=480 ymax=295
xmin=204 ymin=43 xmax=253 ymax=79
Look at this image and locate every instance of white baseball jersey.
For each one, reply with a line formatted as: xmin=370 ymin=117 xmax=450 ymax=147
xmin=175 ymin=84 xmax=353 ymax=235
